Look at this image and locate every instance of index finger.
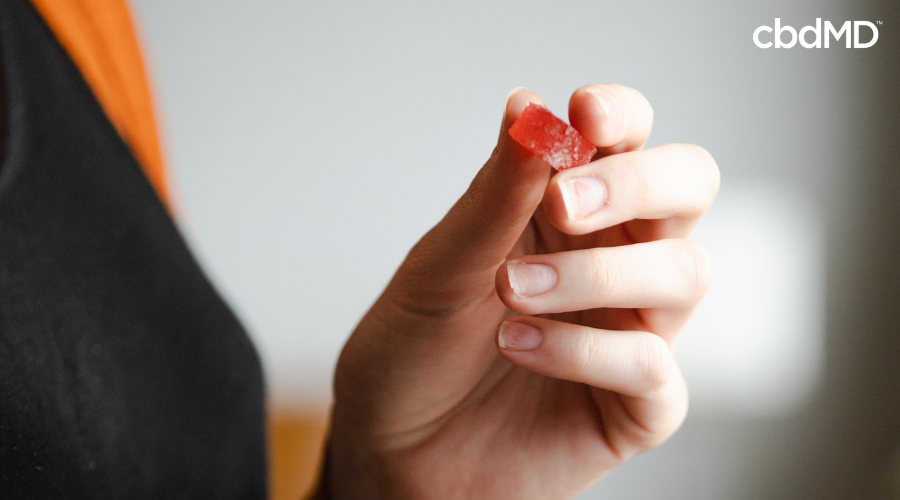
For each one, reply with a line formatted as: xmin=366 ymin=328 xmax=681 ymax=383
xmin=569 ymin=84 xmax=654 ymax=156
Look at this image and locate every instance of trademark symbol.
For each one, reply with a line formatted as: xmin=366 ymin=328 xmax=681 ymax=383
xmin=877 ymin=20 xmax=883 ymax=25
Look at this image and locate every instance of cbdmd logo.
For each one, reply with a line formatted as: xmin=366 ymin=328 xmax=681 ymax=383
xmin=754 ymin=18 xmax=881 ymax=48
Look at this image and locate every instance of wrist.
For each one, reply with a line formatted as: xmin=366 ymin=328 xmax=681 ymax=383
xmin=324 ymin=422 xmax=406 ymax=500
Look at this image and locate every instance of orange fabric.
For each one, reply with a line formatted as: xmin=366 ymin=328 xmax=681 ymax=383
xmin=269 ymin=411 xmax=329 ymax=500
xmin=30 ymin=0 xmax=169 ymax=209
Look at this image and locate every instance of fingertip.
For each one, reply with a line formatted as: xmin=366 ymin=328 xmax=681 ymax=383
xmin=569 ymin=86 xmax=601 ymax=138
xmin=501 ymin=87 xmax=546 ymax=135
xmin=506 ymin=86 xmax=529 ymax=102
xmin=569 ymin=84 xmax=618 ymax=148
xmin=492 ymin=88 xmax=553 ymax=180
xmin=569 ymin=83 xmax=653 ymax=154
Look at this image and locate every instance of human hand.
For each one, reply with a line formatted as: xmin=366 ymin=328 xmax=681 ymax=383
xmin=323 ymin=84 xmax=720 ymax=499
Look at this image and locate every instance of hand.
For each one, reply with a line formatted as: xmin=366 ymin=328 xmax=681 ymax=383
xmin=324 ymin=84 xmax=720 ymax=499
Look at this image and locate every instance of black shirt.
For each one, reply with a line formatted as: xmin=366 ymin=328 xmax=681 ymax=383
xmin=0 ymin=0 xmax=268 ymax=497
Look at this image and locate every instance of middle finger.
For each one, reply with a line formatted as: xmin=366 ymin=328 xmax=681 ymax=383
xmin=495 ymin=238 xmax=712 ymax=316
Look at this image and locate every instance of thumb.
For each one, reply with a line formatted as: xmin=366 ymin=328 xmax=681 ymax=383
xmin=331 ymin=89 xmax=553 ymax=438
xmin=390 ymin=88 xmax=551 ymax=313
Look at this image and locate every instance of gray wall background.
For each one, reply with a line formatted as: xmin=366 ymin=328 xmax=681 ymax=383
xmin=129 ymin=0 xmax=900 ymax=498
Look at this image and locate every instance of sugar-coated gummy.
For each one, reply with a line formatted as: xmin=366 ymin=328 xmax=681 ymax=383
xmin=508 ymin=103 xmax=597 ymax=170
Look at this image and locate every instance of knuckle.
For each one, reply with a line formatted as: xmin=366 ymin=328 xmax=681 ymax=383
xmin=585 ymin=84 xmax=653 ymax=140
xmin=616 ymin=85 xmax=654 ymax=138
xmin=458 ymin=169 xmax=515 ymax=235
xmin=622 ymin=152 xmax=656 ymax=206
xmin=673 ymin=239 xmax=713 ymax=300
xmin=680 ymin=143 xmax=721 ymax=203
xmin=457 ymin=174 xmax=485 ymax=217
xmin=679 ymin=142 xmax=708 ymax=160
xmin=573 ymin=330 xmax=610 ymax=379
xmin=623 ymin=85 xmax=654 ymax=117
xmin=637 ymin=334 xmax=674 ymax=392
xmin=608 ymin=83 xmax=647 ymax=105
xmin=589 ymin=249 xmax=624 ymax=296
xmin=693 ymin=145 xmax=721 ymax=197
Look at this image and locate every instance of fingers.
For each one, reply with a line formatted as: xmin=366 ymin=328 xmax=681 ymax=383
xmin=542 ymin=143 xmax=720 ymax=237
xmin=568 ymin=84 xmax=654 ymax=156
xmin=495 ymin=239 xmax=712 ymax=316
xmin=496 ymin=316 xmax=688 ymax=439
xmin=497 ymin=317 xmax=676 ymax=397
xmin=387 ymin=88 xmax=551 ymax=313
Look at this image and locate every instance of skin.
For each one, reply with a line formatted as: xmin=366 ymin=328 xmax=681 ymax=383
xmin=319 ymin=84 xmax=720 ymax=499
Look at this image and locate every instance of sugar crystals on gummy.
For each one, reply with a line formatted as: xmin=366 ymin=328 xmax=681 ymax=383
xmin=508 ymin=103 xmax=596 ymax=170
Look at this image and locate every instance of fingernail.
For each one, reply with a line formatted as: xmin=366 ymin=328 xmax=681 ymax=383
xmin=506 ymin=86 xmax=528 ymax=102
xmin=498 ymin=321 xmax=543 ymax=351
xmin=559 ymin=177 xmax=607 ymax=220
xmin=507 ymin=262 xmax=557 ymax=298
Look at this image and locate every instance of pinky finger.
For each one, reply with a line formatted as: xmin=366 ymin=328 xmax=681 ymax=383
xmin=497 ymin=317 xmax=688 ymax=446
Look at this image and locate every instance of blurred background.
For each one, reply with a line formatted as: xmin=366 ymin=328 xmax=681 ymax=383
xmin=129 ymin=0 xmax=900 ymax=498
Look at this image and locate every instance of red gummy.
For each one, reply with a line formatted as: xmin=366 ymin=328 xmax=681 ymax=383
xmin=508 ymin=103 xmax=596 ymax=170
